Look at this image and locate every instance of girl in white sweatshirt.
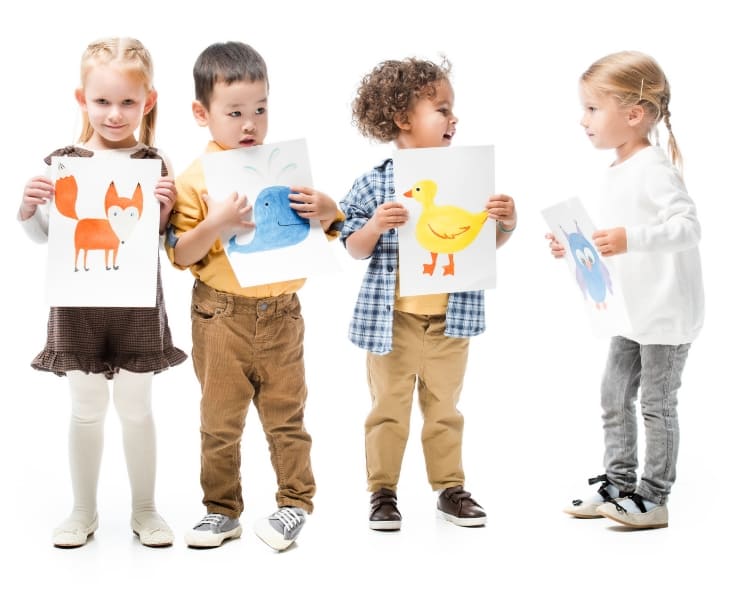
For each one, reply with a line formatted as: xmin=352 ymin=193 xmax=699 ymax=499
xmin=546 ymin=50 xmax=704 ymax=529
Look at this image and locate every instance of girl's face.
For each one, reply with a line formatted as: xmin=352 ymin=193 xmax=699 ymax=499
xmin=76 ymin=63 xmax=156 ymax=150
xmin=395 ymin=79 xmax=457 ymax=149
xmin=579 ymin=83 xmax=649 ymax=164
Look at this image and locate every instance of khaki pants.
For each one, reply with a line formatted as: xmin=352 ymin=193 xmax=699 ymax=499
xmin=365 ymin=311 xmax=469 ymax=492
xmin=191 ymin=281 xmax=315 ymax=517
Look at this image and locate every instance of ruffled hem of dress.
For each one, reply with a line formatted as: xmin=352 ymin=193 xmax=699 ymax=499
xmin=31 ymin=347 xmax=188 ymax=379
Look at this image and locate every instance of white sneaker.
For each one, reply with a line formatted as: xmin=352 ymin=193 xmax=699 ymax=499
xmin=254 ymin=506 xmax=306 ymax=551
xmin=185 ymin=513 xmax=242 ymax=548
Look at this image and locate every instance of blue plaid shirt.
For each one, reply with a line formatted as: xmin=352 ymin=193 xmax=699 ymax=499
xmin=339 ymin=158 xmax=486 ymax=354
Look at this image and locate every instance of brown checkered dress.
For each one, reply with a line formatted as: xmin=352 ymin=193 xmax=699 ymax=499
xmin=32 ymin=145 xmax=187 ymax=378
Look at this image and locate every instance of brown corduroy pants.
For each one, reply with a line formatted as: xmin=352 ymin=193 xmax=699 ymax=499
xmin=191 ymin=281 xmax=315 ymax=518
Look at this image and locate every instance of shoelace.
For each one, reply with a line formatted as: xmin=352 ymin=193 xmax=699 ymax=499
xmin=572 ymin=474 xmax=624 ymax=506
xmin=272 ymin=507 xmax=304 ymax=533
xmin=197 ymin=513 xmax=226 ymax=527
xmin=609 ymin=493 xmax=647 ymax=514
xmin=584 ymin=474 xmax=615 ymax=503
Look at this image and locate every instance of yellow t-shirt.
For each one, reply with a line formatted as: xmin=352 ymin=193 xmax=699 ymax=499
xmin=166 ymin=141 xmax=343 ymax=298
xmin=393 ymin=267 xmax=449 ymax=315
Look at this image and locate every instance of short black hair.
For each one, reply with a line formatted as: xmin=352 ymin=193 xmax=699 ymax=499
xmin=193 ymin=41 xmax=268 ymax=107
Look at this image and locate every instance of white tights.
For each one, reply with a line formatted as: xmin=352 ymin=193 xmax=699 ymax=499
xmin=63 ymin=369 xmax=158 ymax=524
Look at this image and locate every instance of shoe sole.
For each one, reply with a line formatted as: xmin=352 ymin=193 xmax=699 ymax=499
xmin=132 ymin=530 xmax=174 ymax=548
xmin=596 ymin=506 xmax=668 ymax=529
xmin=598 ymin=513 xmax=668 ymax=529
xmin=369 ymin=520 xmax=401 ymax=531
xmin=185 ymin=525 xmax=242 ymax=548
xmin=436 ymin=510 xmax=487 ymax=527
xmin=53 ymin=531 xmax=95 ymax=549
xmin=253 ymin=520 xmax=298 ymax=551
xmin=563 ymin=507 xmax=605 ymax=519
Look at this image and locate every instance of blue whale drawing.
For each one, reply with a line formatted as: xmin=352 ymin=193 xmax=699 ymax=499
xmin=227 ymin=185 xmax=310 ymax=254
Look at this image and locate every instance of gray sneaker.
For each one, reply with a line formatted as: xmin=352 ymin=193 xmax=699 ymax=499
xmin=254 ymin=506 xmax=306 ymax=551
xmin=184 ymin=513 xmax=242 ymax=548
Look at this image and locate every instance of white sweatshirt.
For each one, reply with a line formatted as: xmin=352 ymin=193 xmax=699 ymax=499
xmin=598 ymin=146 xmax=704 ymax=345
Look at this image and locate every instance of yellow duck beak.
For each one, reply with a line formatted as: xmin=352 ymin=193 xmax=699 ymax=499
xmin=403 ymin=189 xmax=413 ymax=198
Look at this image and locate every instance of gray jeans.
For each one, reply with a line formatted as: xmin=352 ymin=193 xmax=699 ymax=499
xmin=601 ymin=336 xmax=690 ymax=505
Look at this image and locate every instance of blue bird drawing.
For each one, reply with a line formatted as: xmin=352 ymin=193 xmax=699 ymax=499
xmin=561 ymin=221 xmax=612 ymax=310
xmin=227 ymin=185 xmax=310 ymax=254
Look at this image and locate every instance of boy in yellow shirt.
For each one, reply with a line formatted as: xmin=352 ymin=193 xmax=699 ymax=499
xmin=165 ymin=41 xmax=342 ymax=551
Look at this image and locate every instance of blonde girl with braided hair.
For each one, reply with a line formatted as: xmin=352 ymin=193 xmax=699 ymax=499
xmin=546 ymin=50 xmax=704 ymax=529
xmin=18 ymin=37 xmax=186 ymax=548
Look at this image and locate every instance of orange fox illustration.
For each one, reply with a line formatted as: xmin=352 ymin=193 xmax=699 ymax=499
xmin=54 ymin=173 xmax=144 ymax=271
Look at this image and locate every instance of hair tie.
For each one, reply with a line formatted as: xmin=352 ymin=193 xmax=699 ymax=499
xmin=44 ymin=145 xmax=94 ymax=164
xmin=131 ymin=146 xmax=168 ymax=176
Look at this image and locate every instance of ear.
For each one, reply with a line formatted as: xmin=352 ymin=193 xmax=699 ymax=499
xmin=105 ymin=181 xmax=118 ymax=203
xmin=626 ymin=104 xmax=646 ymax=127
xmin=393 ymin=111 xmax=411 ymax=131
xmin=192 ymin=100 xmax=209 ymax=127
xmin=143 ymin=90 xmax=157 ymax=115
xmin=74 ymin=88 xmax=87 ymax=111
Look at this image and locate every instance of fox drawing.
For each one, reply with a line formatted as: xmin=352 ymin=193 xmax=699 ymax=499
xmin=54 ymin=173 xmax=144 ymax=271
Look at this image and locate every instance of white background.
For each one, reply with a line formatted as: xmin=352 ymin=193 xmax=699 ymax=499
xmin=1 ymin=1 xmax=751 ymax=589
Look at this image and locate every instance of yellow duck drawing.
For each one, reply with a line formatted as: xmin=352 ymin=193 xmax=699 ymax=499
xmin=403 ymin=179 xmax=488 ymax=276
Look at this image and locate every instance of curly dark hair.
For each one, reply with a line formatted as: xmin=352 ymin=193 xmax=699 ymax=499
xmin=352 ymin=57 xmax=452 ymax=142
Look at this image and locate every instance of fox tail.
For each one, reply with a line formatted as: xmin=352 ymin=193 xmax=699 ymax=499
xmin=55 ymin=174 xmax=79 ymax=220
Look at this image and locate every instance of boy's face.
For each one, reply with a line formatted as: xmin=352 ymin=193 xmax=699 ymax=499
xmin=192 ymin=79 xmax=269 ymax=149
xmin=395 ymin=79 xmax=457 ymax=149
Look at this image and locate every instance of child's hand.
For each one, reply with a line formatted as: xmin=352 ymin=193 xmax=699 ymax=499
xmin=592 ymin=227 xmax=627 ymax=256
xmin=486 ymin=193 xmax=516 ymax=230
xmin=155 ymin=177 xmax=177 ymax=211
xmin=204 ymin=191 xmax=255 ymax=232
xmin=155 ymin=177 xmax=177 ymax=233
xmin=545 ymin=233 xmax=566 ymax=258
xmin=288 ymin=186 xmax=337 ymax=222
xmin=371 ymin=202 xmax=409 ymax=234
xmin=20 ymin=176 xmax=54 ymax=220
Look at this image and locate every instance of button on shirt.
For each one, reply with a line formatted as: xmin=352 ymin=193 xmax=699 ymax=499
xmin=339 ymin=159 xmax=486 ymax=354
